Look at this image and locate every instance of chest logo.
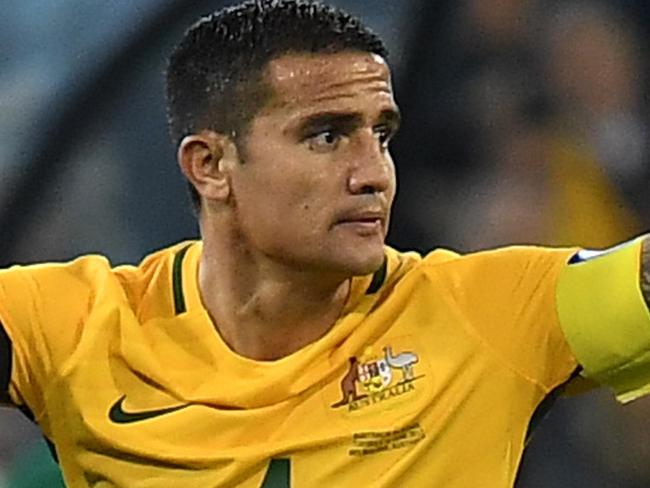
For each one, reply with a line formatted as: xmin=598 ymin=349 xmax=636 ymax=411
xmin=108 ymin=395 xmax=191 ymax=424
xmin=331 ymin=345 xmax=423 ymax=411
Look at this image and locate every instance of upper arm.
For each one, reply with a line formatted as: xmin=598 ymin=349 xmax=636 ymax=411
xmin=0 ymin=256 xmax=110 ymax=413
xmin=444 ymin=246 xmax=580 ymax=392
xmin=557 ymin=235 xmax=650 ymax=403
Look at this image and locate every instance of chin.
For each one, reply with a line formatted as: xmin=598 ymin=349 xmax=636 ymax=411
xmin=334 ymin=243 xmax=386 ymax=277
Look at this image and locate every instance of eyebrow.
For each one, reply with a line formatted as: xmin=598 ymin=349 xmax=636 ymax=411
xmin=294 ymin=108 xmax=401 ymax=135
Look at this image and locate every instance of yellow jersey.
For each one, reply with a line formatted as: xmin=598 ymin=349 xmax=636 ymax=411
xmin=0 ymin=242 xmax=580 ymax=487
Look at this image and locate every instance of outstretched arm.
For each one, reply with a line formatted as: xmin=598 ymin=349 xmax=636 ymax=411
xmin=557 ymin=234 xmax=650 ymax=403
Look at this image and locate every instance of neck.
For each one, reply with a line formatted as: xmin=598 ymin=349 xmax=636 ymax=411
xmin=198 ymin=221 xmax=351 ymax=361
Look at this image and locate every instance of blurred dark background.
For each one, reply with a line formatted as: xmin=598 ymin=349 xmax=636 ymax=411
xmin=1 ymin=0 xmax=649 ymax=486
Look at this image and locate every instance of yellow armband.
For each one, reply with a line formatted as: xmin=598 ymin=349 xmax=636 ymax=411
xmin=557 ymin=237 xmax=650 ymax=403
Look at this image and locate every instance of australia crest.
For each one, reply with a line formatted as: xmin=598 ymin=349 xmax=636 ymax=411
xmin=331 ymin=345 xmax=423 ymax=411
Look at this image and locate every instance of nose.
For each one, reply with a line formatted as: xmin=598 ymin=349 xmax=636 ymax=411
xmin=347 ymin=135 xmax=393 ymax=195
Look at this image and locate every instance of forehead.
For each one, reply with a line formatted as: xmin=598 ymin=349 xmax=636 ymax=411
xmin=262 ymin=51 xmax=394 ymax=112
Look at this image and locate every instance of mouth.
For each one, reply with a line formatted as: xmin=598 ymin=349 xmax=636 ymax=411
xmin=335 ymin=211 xmax=385 ymax=236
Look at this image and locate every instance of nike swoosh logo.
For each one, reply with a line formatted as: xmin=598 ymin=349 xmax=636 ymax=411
xmin=108 ymin=395 xmax=191 ymax=424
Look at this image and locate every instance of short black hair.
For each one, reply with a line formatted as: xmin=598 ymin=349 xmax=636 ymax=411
xmin=166 ymin=0 xmax=388 ymax=211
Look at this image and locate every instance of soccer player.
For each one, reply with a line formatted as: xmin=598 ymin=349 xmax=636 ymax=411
xmin=0 ymin=1 xmax=649 ymax=486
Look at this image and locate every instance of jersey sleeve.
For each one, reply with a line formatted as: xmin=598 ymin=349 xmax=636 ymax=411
xmin=556 ymin=237 xmax=650 ymax=403
xmin=428 ymin=246 xmax=580 ymax=393
xmin=0 ymin=256 xmax=112 ymax=421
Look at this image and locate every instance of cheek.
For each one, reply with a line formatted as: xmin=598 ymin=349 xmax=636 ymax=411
xmin=279 ymin=179 xmax=331 ymax=229
xmin=233 ymin=167 xmax=332 ymax=239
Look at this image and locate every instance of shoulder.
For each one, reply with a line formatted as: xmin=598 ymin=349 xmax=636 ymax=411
xmin=421 ymin=245 xmax=577 ymax=278
xmin=112 ymin=240 xmax=199 ymax=318
xmin=423 ymin=244 xmax=575 ymax=266
xmin=0 ymin=240 xmax=200 ymax=316
xmin=0 ymin=253 xmax=113 ymax=295
xmin=113 ymin=240 xmax=196 ymax=283
xmin=384 ymin=244 xmax=577 ymax=295
xmin=0 ymin=240 xmax=197 ymax=288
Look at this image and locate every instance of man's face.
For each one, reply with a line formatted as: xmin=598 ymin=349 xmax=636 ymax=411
xmin=228 ymin=51 xmax=399 ymax=277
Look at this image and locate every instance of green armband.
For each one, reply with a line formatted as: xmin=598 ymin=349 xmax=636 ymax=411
xmin=557 ymin=237 xmax=650 ymax=403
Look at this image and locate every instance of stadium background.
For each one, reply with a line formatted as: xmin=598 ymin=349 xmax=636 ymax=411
xmin=1 ymin=0 xmax=649 ymax=486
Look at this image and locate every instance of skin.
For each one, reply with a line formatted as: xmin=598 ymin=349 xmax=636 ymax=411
xmin=178 ymin=51 xmax=399 ymax=360
xmin=642 ymin=237 xmax=650 ymax=309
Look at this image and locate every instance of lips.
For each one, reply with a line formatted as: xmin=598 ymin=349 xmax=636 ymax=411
xmin=336 ymin=209 xmax=385 ymax=225
xmin=334 ymin=208 xmax=386 ymax=235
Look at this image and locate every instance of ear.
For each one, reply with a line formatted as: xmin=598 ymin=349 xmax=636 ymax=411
xmin=177 ymin=131 xmax=237 ymax=204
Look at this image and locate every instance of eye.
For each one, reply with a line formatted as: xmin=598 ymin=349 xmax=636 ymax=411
xmin=305 ymin=129 xmax=343 ymax=153
xmin=374 ymin=125 xmax=394 ymax=149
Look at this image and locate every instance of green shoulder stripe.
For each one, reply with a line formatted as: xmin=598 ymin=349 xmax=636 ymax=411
xmin=365 ymin=256 xmax=388 ymax=295
xmin=172 ymin=245 xmax=192 ymax=315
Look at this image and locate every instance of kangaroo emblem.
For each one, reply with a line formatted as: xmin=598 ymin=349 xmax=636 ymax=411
xmin=331 ymin=357 xmax=365 ymax=407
